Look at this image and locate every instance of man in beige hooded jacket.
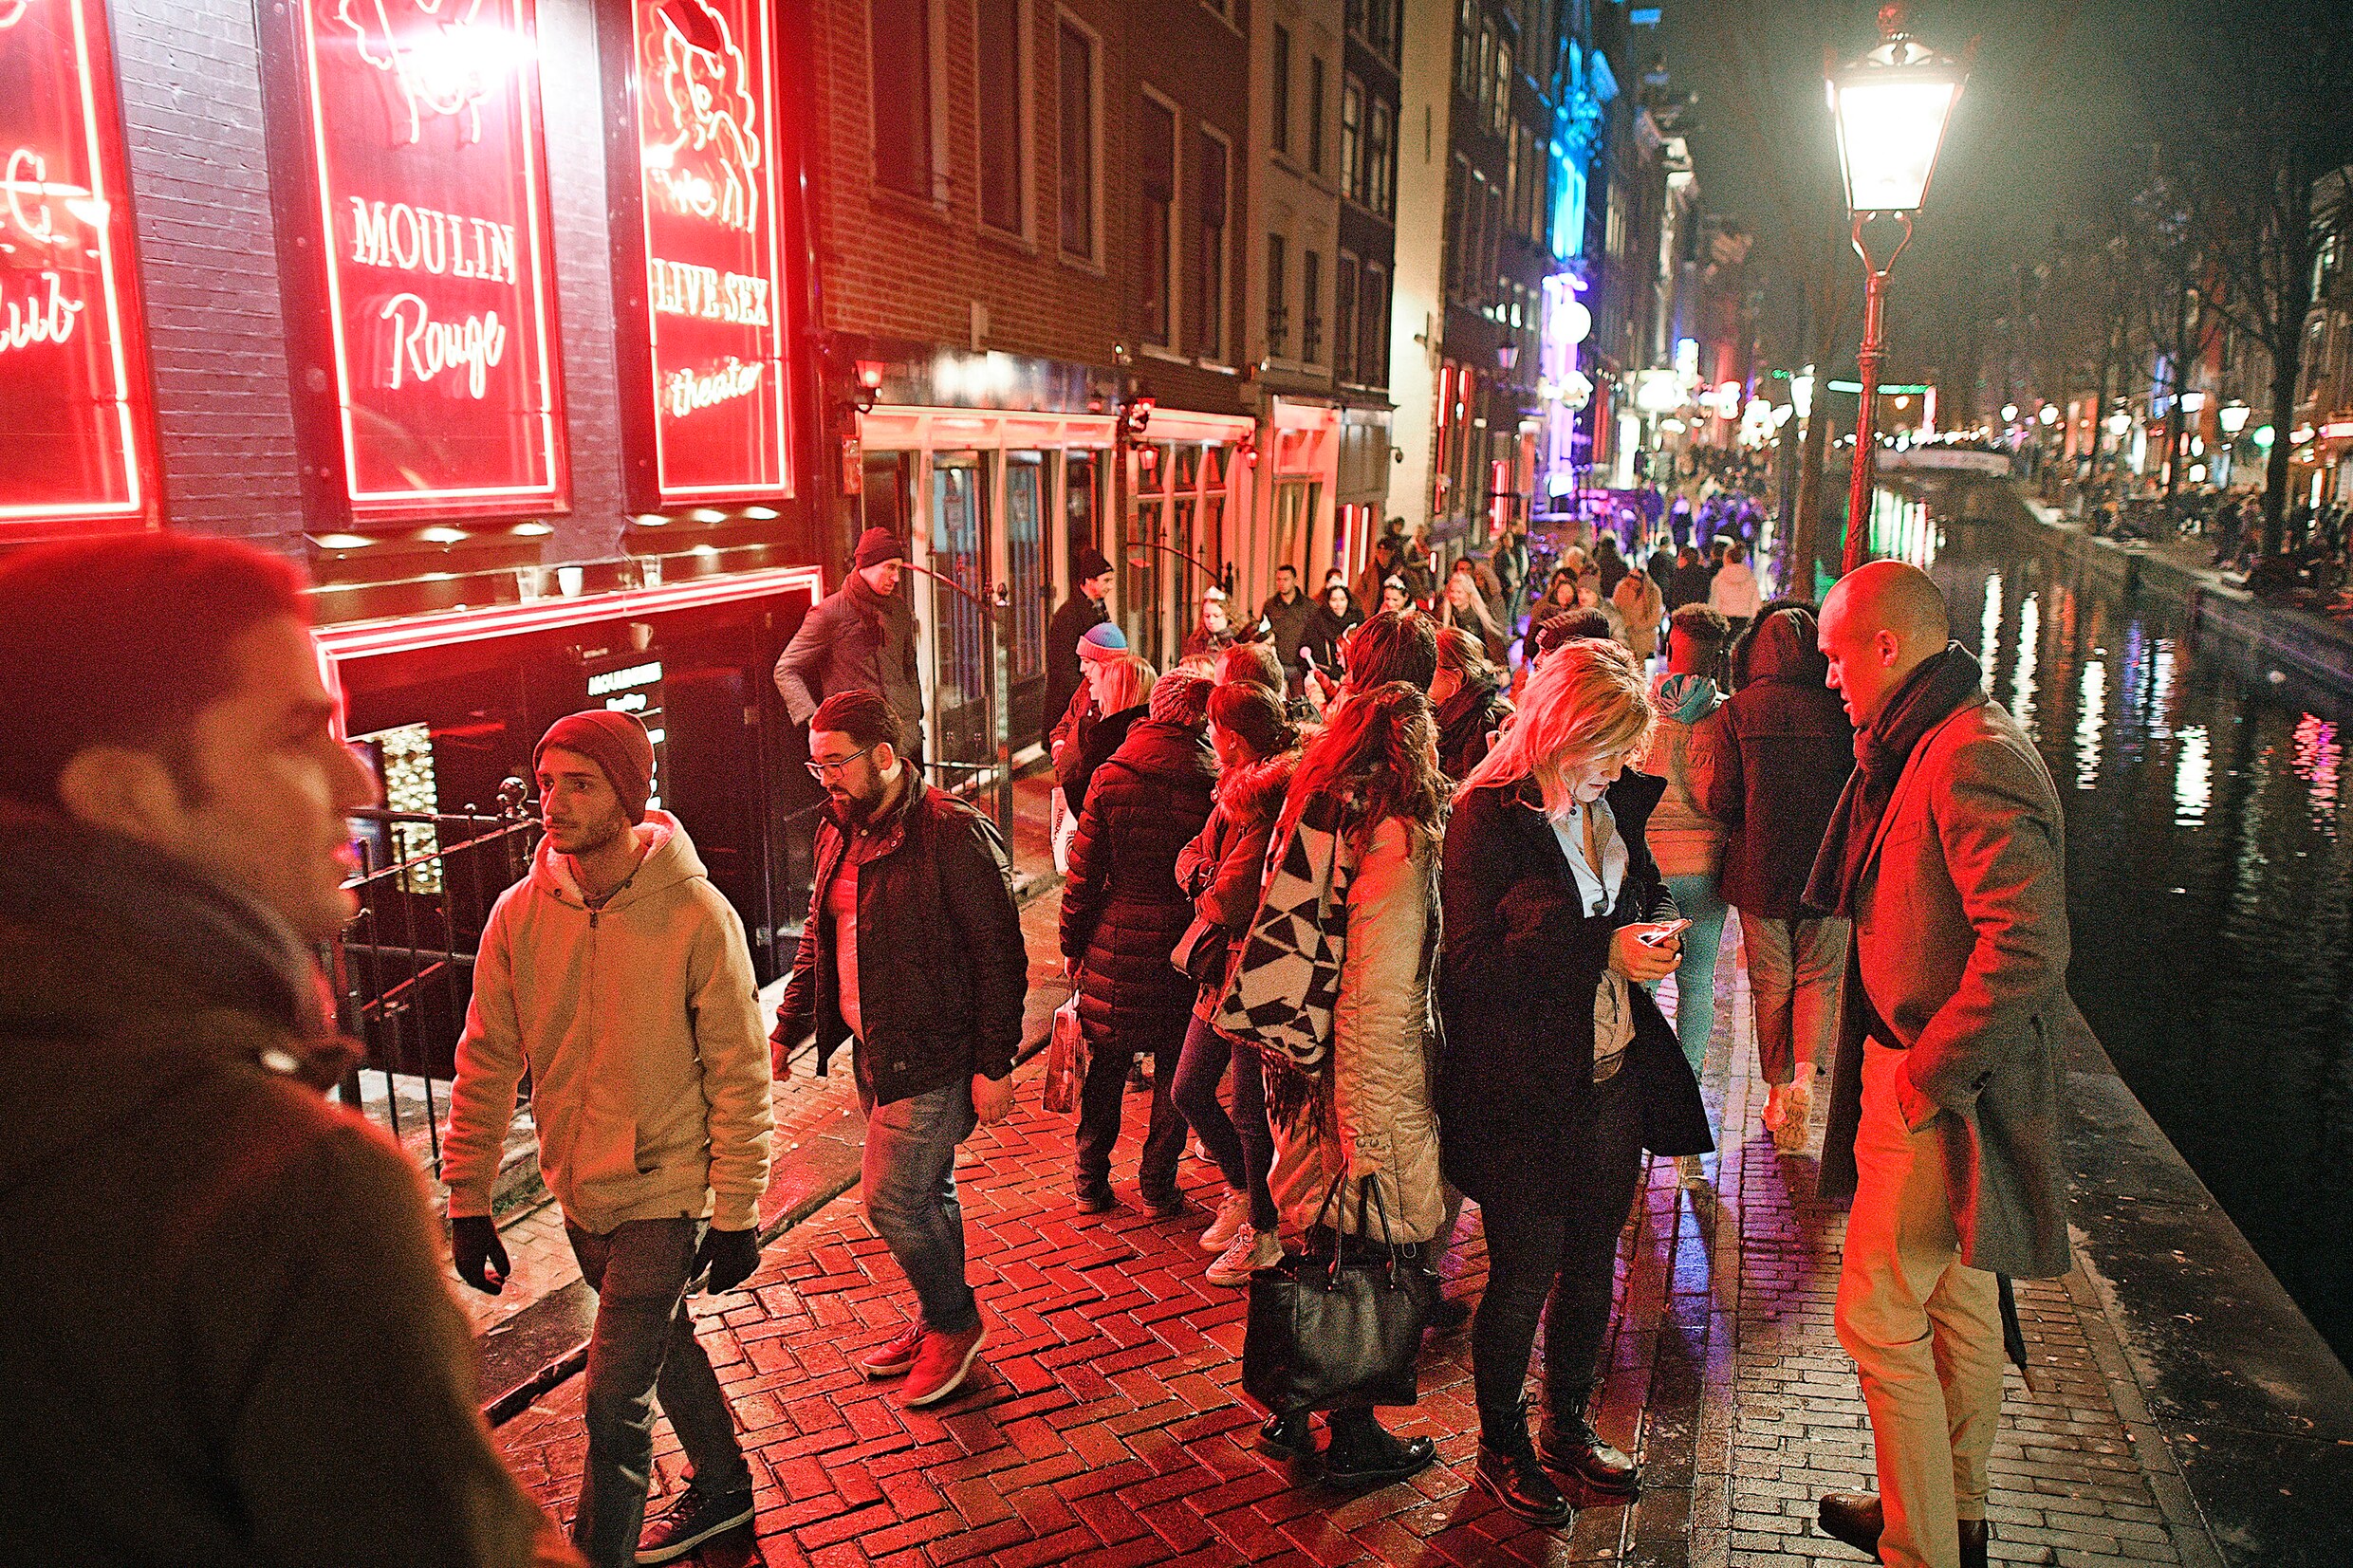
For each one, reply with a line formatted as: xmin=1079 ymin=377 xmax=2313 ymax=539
xmin=445 ymin=710 xmax=773 ymax=1568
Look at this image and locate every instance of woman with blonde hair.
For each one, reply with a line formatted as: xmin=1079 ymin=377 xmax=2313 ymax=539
xmin=1057 ymin=654 xmax=1156 ymax=820
xmin=1439 ymin=562 xmax=1511 ymax=667
xmin=1439 ymin=640 xmax=1713 ymax=1525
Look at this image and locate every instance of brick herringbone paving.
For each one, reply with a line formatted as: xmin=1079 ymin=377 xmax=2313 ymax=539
xmin=492 ymin=909 xmax=2222 ymax=1567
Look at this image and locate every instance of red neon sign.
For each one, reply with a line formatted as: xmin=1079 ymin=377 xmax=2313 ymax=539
xmin=0 ymin=0 xmax=157 ymax=538
xmin=626 ymin=0 xmax=792 ymax=504
xmin=294 ymin=0 xmax=567 ymax=519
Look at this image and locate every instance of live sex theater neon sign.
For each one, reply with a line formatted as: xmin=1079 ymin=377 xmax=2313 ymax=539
xmin=0 ymin=0 xmax=157 ymax=537
xmin=626 ymin=0 xmax=792 ymax=503
xmin=293 ymin=0 xmax=568 ymax=518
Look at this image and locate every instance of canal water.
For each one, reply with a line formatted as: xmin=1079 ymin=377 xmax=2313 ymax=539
xmin=1885 ymin=505 xmax=2353 ymax=1366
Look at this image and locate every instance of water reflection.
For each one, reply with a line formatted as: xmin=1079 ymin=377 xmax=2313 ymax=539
xmin=1920 ymin=518 xmax=2353 ymax=1367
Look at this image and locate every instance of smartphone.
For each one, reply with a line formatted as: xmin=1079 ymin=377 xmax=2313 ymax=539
xmin=1638 ymin=917 xmax=1694 ymax=947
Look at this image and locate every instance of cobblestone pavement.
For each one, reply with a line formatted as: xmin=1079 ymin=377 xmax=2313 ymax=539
xmin=491 ymin=901 xmax=2226 ymax=1568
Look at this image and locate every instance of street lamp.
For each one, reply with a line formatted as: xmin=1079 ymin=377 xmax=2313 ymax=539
xmin=1827 ymin=3 xmax=1969 ymax=573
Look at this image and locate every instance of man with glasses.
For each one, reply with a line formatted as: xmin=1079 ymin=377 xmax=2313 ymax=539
xmin=772 ymin=690 xmax=1027 ymax=1408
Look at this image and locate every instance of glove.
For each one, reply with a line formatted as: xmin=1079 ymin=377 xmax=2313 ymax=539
xmin=694 ymin=1227 xmax=763 ymax=1294
xmin=451 ymin=1215 xmax=509 ymax=1295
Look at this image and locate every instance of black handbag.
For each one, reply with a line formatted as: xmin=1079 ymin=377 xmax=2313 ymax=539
xmin=1241 ymin=1177 xmax=1436 ymax=1417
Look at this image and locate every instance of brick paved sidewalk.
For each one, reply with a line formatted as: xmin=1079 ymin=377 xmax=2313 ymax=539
xmin=492 ymin=903 xmax=2226 ymax=1568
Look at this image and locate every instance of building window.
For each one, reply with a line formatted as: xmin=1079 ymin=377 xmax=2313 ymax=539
xmin=1359 ymin=262 xmax=1389 ymax=387
xmin=1267 ymin=232 xmax=1288 ymax=358
xmin=1140 ymin=95 xmax=1176 ymax=346
xmin=1340 ymin=78 xmax=1362 ymax=205
xmin=1492 ymin=38 xmax=1511 ymax=134
xmin=1271 ymin=26 xmax=1291 ymax=157
xmin=1307 ymin=59 xmax=1326 ymax=174
xmin=1445 ymin=155 xmax=1469 ymax=300
xmin=872 ymin=0 xmax=934 ymax=198
xmin=1303 ymin=249 xmax=1323 ymax=364
xmin=1455 ymin=0 xmax=1478 ymax=98
xmin=977 ymin=0 xmax=1024 ymax=232
xmin=1058 ymin=19 xmax=1097 ymax=259
xmin=1335 ymin=251 xmax=1360 ymax=383
xmin=1476 ymin=23 xmax=1494 ymax=116
xmin=1367 ymin=97 xmax=1394 ymax=218
xmin=1193 ymin=128 xmax=1229 ymax=360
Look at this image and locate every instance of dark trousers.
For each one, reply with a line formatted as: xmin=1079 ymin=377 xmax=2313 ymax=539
xmin=1470 ymin=1071 xmax=1648 ymax=1435
xmin=565 ymin=1219 xmax=751 ymax=1568
xmin=1170 ymin=1010 xmax=1278 ymax=1231
xmin=1074 ymin=1015 xmax=1185 ymax=1200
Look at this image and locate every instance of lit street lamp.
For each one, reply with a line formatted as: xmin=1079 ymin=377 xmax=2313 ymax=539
xmin=1827 ymin=3 xmax=1969 ymax=573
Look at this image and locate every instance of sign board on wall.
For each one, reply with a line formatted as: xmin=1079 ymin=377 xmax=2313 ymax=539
xmin=615 ymin=0 xmax=792 ymax=507
xmin=0 ymin=0 xmax=157 ymax=538
xmin=290 ymin=0 xmax=568 ymax=520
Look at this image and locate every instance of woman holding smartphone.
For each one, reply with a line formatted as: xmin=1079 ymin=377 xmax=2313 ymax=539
xmin=1438 ymin=639 xmax=1714 ymax=1526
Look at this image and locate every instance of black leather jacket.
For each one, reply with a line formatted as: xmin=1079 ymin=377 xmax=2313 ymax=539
xmin=778 ymin=781 xmax=1028 ymax=1105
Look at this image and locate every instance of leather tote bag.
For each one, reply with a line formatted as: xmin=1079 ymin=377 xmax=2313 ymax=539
xmin=1241 ymin=1178 xmax=1435 ymax=1417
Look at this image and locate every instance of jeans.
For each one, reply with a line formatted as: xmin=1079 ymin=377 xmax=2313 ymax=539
xmin=1470 ymin=1071 xmax=1647 ymax=1435
xmin=1073 ymin=1017 xmax=1186 ymax=1201
xmin=565 ymin=1218 xmax=751 ymax=1568
xmin=1661 ymin=873 xmax=1731 ymax=1073
xmin=1742 ymin=913 xmax=1851 ymax=1085
xmin=860 ymin=1075 xmax=982 ymax=1335
xmin=1835 ymin=1042 xmax=2005 ymax=1568
xmin=1170 ymin=1011 xmax=1277 ymax=1231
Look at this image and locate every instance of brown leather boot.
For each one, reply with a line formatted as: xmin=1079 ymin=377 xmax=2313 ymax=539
xmin=1816 ymin=1493 xmax=1989 ymax=1567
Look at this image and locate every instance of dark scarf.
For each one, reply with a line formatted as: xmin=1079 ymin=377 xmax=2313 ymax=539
xmin=1802 ymin=643 xmax=1985 ymax=917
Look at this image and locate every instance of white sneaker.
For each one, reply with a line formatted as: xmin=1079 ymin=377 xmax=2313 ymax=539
xmin=1206 ymin=1227 xmax=1282 ymax=1287
xmin=1675 ymin=1154 xmax=1710 ymax=1190
xmin=1762 ymin=1081 xmax=1790 ymax=1134
xmin=1199 ymin=1188 xmax=1252 ymax=1252
xmin=1772 ymin=1079 xmax=1813 ymax=1152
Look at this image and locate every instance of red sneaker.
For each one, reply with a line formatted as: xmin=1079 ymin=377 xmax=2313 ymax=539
xmin=859 ymin=1318 xmax=927 ymax=1379
xmin=899 ymin=1322 xmax=988 ymax=1408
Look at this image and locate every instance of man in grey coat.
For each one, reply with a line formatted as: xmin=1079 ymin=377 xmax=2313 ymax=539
xmin=1803 ymin=562 xmax=2077 ymax=1568
xmin=775 ymin=528 xmax=925 ymax=766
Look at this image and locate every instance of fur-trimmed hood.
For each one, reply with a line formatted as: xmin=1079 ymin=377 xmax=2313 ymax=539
xmin=1216 ymin=749 xmax=1301 ymax=829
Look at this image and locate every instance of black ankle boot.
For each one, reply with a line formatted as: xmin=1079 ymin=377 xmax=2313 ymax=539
xmin=1322 ymin=1410 xmax=1436 ymax=1489
xmin=1537 ymin=1390 xmax=1639 ymax=1496
xmin=1474 ymin=1403 xmax=1571 ymax=1526
xmin=1258 ymin=1411 xmax=1315 ymax=1458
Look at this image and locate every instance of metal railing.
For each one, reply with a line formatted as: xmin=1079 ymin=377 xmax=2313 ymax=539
xmin=328 ymin=784 xmax=540 ymax=1182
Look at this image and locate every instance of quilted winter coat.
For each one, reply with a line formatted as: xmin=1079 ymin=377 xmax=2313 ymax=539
xmin=1060 ymin=717 xmax=1220 ymax=1057
xmin=1266 ymin=815 xmax=1447 ymax=1244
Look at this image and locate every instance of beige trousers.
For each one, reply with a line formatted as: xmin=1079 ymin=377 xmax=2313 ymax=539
xmin=1833 ymin=1041 xmax=2006 ymax=1568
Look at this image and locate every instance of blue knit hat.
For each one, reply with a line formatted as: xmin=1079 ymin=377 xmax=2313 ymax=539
xmin=1078 ymin=622 xmax=1128 ymax=662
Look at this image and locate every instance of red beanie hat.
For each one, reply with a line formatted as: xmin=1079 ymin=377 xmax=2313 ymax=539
xmin=534 ymin=710 xmax=656 ymax=824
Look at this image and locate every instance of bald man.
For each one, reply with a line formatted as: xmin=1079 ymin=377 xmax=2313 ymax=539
xmin=1801 ymin=563 xmax=2080 ymax=1568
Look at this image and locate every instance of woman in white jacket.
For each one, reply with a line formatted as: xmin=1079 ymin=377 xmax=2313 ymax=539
xmin=1707 ymin=540 xmax=1763 ymax=630
xmin=1257 ymin=681 xmax=1451 ymax=1489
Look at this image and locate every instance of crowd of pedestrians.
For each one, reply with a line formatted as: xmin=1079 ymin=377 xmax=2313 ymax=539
xmin=0 ymin=522 xmax=2084 ymax=1568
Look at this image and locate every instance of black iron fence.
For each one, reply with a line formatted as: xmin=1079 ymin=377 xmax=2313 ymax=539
xmin=328 ymin=785 xmax=539 ymax=1182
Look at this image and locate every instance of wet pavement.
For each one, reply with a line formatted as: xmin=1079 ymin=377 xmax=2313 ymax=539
xmin=490 ymin=902 xmax=2239 ymax=1567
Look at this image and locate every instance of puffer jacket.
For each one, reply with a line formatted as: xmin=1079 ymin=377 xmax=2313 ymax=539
xmin=1638 ymin=671 xmax=1727 ymax=879
xmin=1612 ymin=571 xmax=1665 ymax=659
xmin=446 ymin=813 xmax=773 ymax=1233
xmin=1268 ymin=815 xmax=1447 ymax=1243
xmin=1700 ymin=606 xmax=1854 ymax=918
xmin=1438 ymin=775 xmax=1714 ymax=1211
xmin=1060 ymin=717 xmax=1219 ymax=1055
xmin=1059 ymin=701 xmax=1144 ymax=818
xmin=1175 ymin=751 xmax=1300 ymax=1021
xmin=773 ymin=572 xmax=924 ymax=755
xmin=0 ymin=809 xmax=575 ymax=1567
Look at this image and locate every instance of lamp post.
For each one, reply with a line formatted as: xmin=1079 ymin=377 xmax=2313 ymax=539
xmin=1827 ymin=3 xmax=1969 ymax=574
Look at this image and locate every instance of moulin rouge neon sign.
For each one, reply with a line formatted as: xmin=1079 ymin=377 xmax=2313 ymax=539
xmin=0 ymin=0 xmax=157 ymax=536
xmin=627 ymin=0 xmax=791 ymax=505
xmin=294 ymin=0 xmax=567 ymax=518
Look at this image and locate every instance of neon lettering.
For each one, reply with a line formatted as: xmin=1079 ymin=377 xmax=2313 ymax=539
xmin=648 ymin=259 xmax=769 ymax=325
xmin=380 ymin=291 xmax=508 ymax=397
xmin=348 ymin=197 xmax=518 ymax=284
xmin=333 ymin=0 xmax=505 ymax=144
xmin=0 ymin=270 xmax=83 ymax=355
xmin=646 ymin=1 xmax=761 ymax=233
xmin=664 ymin=357 xmax=762 ymax=416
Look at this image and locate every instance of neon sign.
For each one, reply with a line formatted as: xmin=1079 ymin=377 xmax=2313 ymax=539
xmin=292 ymin=0 xmax=567 ymax=519
xmin=620 ymin=0 xmax=791 ymax=505
xmin=0 ymin=0 xmax=157 ymax=537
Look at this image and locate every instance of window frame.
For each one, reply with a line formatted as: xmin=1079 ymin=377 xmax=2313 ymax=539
xmin=1307 ymin=57 xmax=1327 ymax=175
xmin=974 ymin=0 xmax=1033 ymax=238
xmin=1270 ymin=24 xmax=1291 ymax=157
xmin=1266 ymin=231 xmax=1289 ymax=360
xmin=1138 ymin=85 xmax=1181 ymax=349
xmin=1192 ymin=122 xmax=1233 ymax=363
xmin=1055 ymin=11 xmax=1104 ymax=264
xmin=1340 ymin=76 xmax=1363 ymax=207
xmin=1302 ymin=249 xmax=1324 ymax=366
xmin=870 ymin=0 xmax=946 ymax=204
xmin=1335 ymin=249 xmax=1361 ymax=384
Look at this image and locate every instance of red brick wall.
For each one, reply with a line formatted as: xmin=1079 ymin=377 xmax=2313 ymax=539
xmin=809 ymin=0 xmax=1126 ymax=365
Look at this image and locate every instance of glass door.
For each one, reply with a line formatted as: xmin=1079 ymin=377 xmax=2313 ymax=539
xmin=1005 ymin=452 xmax=1047 ymax=742
xmin=929 ymin=453 xmax=991 ymax=782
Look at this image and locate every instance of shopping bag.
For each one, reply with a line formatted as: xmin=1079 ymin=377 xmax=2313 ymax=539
xmin=1041 ymin=991 xmax=1087 ymax=1116
xmin=1241 ymin=1178 xmax=1434 ymax=1417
